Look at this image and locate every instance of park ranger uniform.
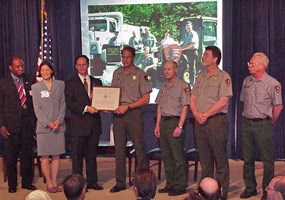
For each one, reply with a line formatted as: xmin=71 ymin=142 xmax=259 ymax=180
xmin=156 ymin=77 xmax=190 ymax=191
xmin=240 ymin=72 xmax=282 ymax=192
xmin=111 ymin=65 xmax=152 ymax=188
xmin=191 ymin=68 xmax=232 ymax=199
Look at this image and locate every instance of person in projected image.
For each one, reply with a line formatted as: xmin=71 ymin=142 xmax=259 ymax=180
xmin=136 ymin=46 xmax=157 ymax=87
xmin=190 ymin=46 xmax=232 ymax=200
xmin=154 ymin=60 xmax=190 ymax=196
xmin=32 ymin=61 xmax=66 ymax=193
xmin=180 ymin=21 xmax=199 ymax=88
xmin=110 ymin=46 xmax=152 ymax=193
xmin=240 ymin=53 xmax=283 ymax=200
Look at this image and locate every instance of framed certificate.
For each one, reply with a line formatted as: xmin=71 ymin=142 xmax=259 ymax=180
xmin=92 ymin=86 xmax=121 ymax=111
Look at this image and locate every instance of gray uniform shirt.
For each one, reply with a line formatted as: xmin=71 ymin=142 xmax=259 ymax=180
xmin=156 ymin=77 xmax=190 ymax=116
xmin=111 ymin=66 xmax=152 ymax=105
xmin=192 ymin=68 xmax=233 ymax=113
xmin=240 ymin=72 xmax=282 ymax=119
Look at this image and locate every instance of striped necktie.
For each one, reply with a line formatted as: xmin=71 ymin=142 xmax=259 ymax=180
xmin=16 ymin=78 xmax=27 ymax=107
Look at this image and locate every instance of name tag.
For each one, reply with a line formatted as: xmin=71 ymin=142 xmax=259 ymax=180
xmin=41 ymin=90 xmax=50 ymax=98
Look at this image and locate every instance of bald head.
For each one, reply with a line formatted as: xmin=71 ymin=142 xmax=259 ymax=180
xmin=198 ymin=177 xmax=221 ymax=200
xmin=267 ymin=176 xmax=285 ymax=200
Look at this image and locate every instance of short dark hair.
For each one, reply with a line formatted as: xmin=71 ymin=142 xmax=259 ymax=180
xmin=205 ymin=46 xmax=221 ymax=65
xmin=38 ymin=60 xmax=55 ymax=77
xmin=63 ymin=174 xmax=86 ymax=200
xmin=9 ymin=55 xmax=24 ymax=66
xmin=75 ymin=55 xmax=89 ymax=65
xmin=133 ymin=169 xmax=157 ymax=200
xmin=121 ymin=46 xmax=136 ymax=57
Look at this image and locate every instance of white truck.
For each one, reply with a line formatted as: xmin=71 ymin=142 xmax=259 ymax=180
xmin=88 ymin=12 xmax=144 ymax=56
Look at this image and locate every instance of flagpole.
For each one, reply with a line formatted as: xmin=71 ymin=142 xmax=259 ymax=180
xmin=40 ymin=0 xmax=45 ymax=61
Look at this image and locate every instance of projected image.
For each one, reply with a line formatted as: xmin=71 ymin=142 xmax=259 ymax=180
xmin=81 ymin=0 xmax=221 ymax=103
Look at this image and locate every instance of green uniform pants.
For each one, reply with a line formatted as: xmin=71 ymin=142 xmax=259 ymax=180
xmin=113 ymin=108 xmax=148 ymax=187
xmin=195 ymin=114 xmax=229 ymax=198
xmin=241 ymin=117 xmax=274 ymax=191
xmin=160 ymin=118 xmax=187 ymax=190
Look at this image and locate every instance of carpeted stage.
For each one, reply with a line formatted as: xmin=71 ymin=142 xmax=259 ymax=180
xmin=1 ymin=158 xmax=285 ymax=200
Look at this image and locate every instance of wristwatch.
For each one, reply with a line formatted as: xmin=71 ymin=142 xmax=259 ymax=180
xmin=178 ymin=124 xmax=183 ymax=129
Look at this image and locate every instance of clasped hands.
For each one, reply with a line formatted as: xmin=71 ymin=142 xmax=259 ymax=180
xmin=195 ymin=112 xmax=208 ymax=125
xmin=48 ymin=120 xmax=61 ymax=132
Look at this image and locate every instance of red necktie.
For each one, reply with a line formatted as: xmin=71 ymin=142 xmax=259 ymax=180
xmin=16 ymin=78 xmax=27 ymax=107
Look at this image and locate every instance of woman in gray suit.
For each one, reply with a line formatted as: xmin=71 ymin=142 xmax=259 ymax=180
xmin=32 ymin=61 xmax=66 ymax=193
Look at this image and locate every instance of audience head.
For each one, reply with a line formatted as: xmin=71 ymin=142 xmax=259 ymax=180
xmin=266 ymin=175 xmax=285 ymax=200
xmin=133 ymin=169 xmax=157 ymax=200
xmin=63 ymin=173 xmax=87 ymax=200
xmin=25 ymin=190 xmax=52 ymax=200
xmin=198 ymin=177 xmax=222 ymax=200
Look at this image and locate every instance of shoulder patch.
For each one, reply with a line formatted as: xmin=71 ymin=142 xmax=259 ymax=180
xmin=144 ymin=75 xmax=149 ymax=82
xmin=225 ymin=79 xmax=231 ymax=86
xmin=275 ymin=85 xmax=281 ymax=93
xmin=184 ymin=87 xmax=190 ymax=95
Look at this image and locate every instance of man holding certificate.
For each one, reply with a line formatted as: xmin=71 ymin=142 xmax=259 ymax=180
xmin=110 ymin=46 xmax=152 ymax=193
xmin=65 ymin=55 xmax=103 ymax=191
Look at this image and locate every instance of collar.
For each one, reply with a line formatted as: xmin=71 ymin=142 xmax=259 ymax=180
xmin=249 ymin=72 xmax=268 ymax=82
xmin=78 ymin=74 xmax=90 ymax=82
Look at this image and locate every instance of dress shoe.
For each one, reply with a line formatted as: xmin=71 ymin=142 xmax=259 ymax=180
xmin=55 ymin=186 xmax=62 ymax=192
xmin=109 ymin=185 xmax=126 ymax=193
xmin=87 ymin=184 xmax=103 ymax=190
xmin=47 ymin=187 xmax=58 ymax=193
xmin=8 ymin=188 xmax=17 ymax=193
xmin=168 ymin=188 xmax=186 ymax=196
xmin=240 ymin=189 xmax=257 ymax=198
xmin=158 ymin=187 xmax=173 ymax=193
xmin=22 ymin=185 xmax=37 ymax=190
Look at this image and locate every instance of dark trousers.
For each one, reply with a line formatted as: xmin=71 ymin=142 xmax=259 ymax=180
xmin=241 ymin=117 xmax=274 ymax=191
xmin=113 ymin=109 xmax=149 ymax=187
xmin=4 ymin=119 xmax=34 ymax=189
xmin=71 ymin=131 xmax=100 ymax=185
xmin=160 ymin=118 xmax=187 ymax=190
xmin=195 ymin=115 xmax=229 ymax=198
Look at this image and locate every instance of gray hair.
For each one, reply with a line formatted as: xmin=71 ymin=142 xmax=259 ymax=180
xmin=253 ymin=52 xmax=269 ymax=69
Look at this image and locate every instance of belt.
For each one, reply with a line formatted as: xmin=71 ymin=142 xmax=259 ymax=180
xmin=161 ymin=116 xmax=180 ymax=120
xmin=208 ymin=113 xmax=226 ymax=119
xmin=243 ymin=116 xmax=271 ymax=122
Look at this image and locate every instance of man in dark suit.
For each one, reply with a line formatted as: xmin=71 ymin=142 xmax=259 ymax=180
xmin=65 ymin=55 xmax=103 ymax=190
xmin=0 ymin=55 xmax=36 ymax=193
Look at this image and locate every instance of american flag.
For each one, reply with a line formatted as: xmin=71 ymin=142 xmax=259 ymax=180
xmin=37 ymin=0 xmax=53 ymax=82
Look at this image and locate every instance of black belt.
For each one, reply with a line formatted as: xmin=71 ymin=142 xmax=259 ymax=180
xmin=243 ymin=116 xmax=271 ymax=122
xmin=208 ymin=113 xmax=226 ymax=119
xmin=161 ymin=116 xmax=180 ymax=120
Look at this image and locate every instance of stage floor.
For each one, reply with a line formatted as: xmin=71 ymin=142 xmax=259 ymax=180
xmin=1 ymin=158 xmax=285 ymax=200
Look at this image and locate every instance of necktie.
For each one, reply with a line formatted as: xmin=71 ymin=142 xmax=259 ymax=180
xmin=84 ymin=77 xmax=88 ymax=93
xmin=16 ymin=78 xmax=27 ymax=107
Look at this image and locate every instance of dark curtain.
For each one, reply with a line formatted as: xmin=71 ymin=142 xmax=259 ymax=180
xmin=0 ymin=0 xmax=40 ymax=76
xmin=231 ymin=0 xmax=285 ymax=159
xmin=0 ymin=0 xmax=81 ymax=80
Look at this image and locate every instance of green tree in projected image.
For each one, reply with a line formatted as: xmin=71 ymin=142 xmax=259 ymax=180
xmin=88 ymin=2 xmax=217 ymax=42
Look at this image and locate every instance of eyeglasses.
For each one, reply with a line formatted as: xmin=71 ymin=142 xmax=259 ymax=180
xmin=247 ymin=62 xmax=259 ymax=66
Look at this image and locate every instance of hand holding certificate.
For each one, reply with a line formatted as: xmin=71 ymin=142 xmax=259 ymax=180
xmin=92 ymin=86 xmax=121 ymax=111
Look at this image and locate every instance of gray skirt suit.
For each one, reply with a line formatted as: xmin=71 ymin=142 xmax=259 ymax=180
xmin=31 ymin=79 xmax=66 ymax=156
